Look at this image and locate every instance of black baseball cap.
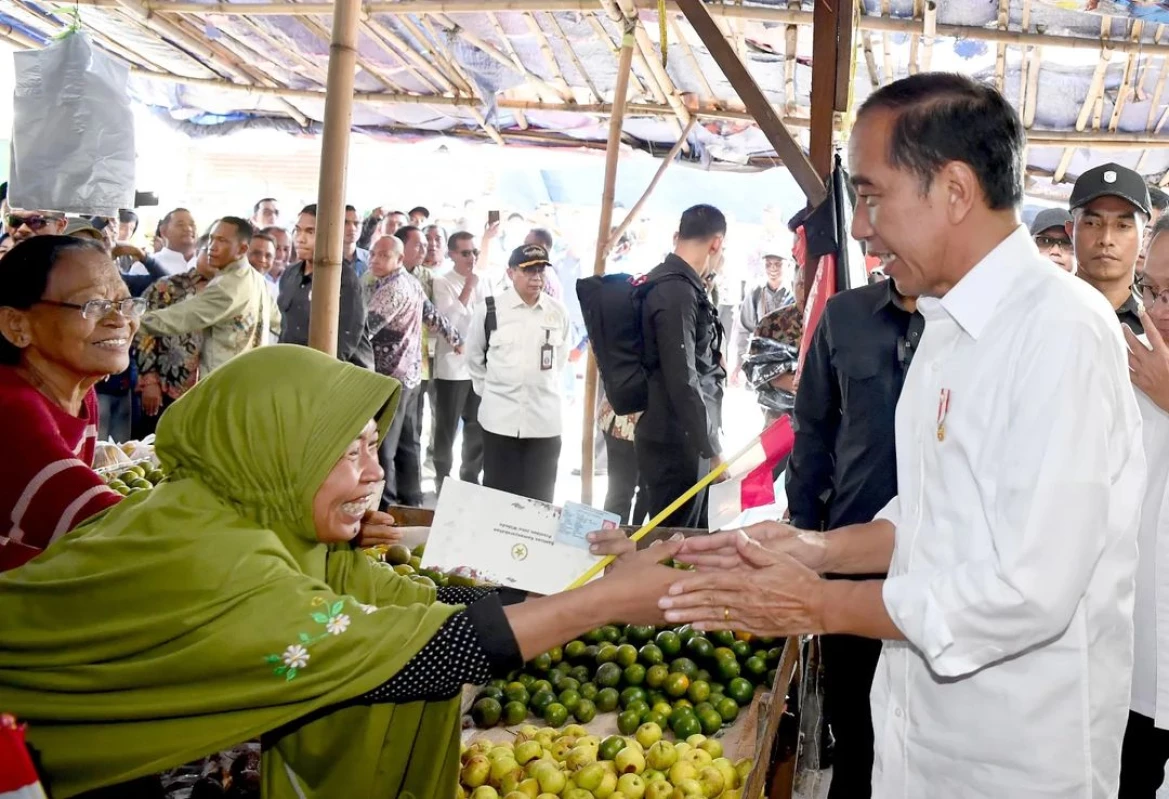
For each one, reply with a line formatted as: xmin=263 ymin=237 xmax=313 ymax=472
xmin=509 ymin=243 xmax=552 ymax=269
xmin=1069 ymin=162 xmax=1151 ymax=217
xmin=1029 ymin=208 xmax=1072 ymax=237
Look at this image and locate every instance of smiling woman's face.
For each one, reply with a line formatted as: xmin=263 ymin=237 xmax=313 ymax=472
xmin=313 ymin=419 xmax=384 ymax=544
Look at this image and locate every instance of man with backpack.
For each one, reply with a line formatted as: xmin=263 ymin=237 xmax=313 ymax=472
xmin=637 ymin=205 xmax=728 ymax=527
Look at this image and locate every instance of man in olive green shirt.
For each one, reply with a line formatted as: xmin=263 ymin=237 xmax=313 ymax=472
xmin=140 ymin=216 xmax=280 ymax=374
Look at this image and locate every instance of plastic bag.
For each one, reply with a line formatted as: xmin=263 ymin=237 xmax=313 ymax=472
xmin=9 ymin=32 xmax=135 ymax=216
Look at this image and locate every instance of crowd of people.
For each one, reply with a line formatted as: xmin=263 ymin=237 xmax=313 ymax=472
xmin=1 ymin=69 xmax=1168 ymax=799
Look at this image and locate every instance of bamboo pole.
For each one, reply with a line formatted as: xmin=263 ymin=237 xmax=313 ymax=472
xmin=669 ymin=13 xmax=716 ymax=106
xmin=524 ymin=11 xmax=573 ymax=97
xmin=307 ymin=0 xmax=359 ymax=356
xmin=994 ymin=0 xmax=1008 ymax=91
xmin=860 ymin=32 xmax=880 ymax=88
xmin=1110 ymin=21 xmax=1143 ymax=132
xmin=606 ymin=117 xmax=695 ymax=254
xmin=416 ymin=15 xmax=507 ymax=144
xmin=609 ymin=0 xmax=692 ymax=144
xmin=908 ymin=0 xmax=921 ymax=76
xmin=921 ymin=1 xmax=936 ymax=73
xmin=581 ymin=26 xmax=634 ymax=506
xmin=784 ymin=0 xmax=799 ymax=108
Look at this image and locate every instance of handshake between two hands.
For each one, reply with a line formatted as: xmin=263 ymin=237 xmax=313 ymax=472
xmin=583 ymin=523 xmax=830 ymax=639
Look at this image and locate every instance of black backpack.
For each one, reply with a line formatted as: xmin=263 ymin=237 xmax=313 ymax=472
xmin=576 ymin=272 xmax=689 ymax=415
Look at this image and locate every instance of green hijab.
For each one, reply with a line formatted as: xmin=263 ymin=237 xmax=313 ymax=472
xmin=0 ymin=345 xmax=463 ymax=798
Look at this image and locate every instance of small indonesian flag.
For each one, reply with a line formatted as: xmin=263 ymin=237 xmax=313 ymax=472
xmin=707 ymin=416 xmax=796 ymax=531
xmin=0 ymin=715 xmax=47 ymax=799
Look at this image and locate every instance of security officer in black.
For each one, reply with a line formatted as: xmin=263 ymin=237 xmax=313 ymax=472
xmin=1068 ymin=162 xmax=1150 ymax=336
xmin=637 ymin=205 xmax=727 ymax=529
xmin=786 ymin=276 xmax=923 ymax=799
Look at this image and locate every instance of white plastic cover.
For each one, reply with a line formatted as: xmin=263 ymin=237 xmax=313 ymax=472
xmin=9 ymin=32 xmax=135 ymax=216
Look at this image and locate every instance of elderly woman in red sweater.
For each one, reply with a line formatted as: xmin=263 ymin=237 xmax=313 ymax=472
xmin=0 ymin=236 xmax=141 ymax=570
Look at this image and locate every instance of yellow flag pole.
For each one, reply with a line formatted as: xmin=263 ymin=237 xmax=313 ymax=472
xmin=565 ymin=430 xmax=765 ymax=590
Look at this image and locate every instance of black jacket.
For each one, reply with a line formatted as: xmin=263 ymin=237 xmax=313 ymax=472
xmin=786 ymin=280 xmax=922 ymax=534
xmin=636 ymin=254 xmax=725 ymax=458
xmin=277 ymin=260 xmax=374 ymax=369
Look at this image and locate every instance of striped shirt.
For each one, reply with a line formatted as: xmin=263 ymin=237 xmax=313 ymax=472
xmin=0 ymin=367 xmax=121 ymax=571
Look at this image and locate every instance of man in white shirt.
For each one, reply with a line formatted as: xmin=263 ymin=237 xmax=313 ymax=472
xmin=432 ymin=231 xmax=489 ymax=493
xmin=663 ymin=73 xmax=1146 ymax=798
xmin=154 ymin=208 xmax=199 ymax=275
xmin=1120 ymin=215 xmax=1169 ymax=797
xmin=251 ymin=197 xmax=279 ymax=231
xmin=467 ymin=244 xmax=570 ymax=503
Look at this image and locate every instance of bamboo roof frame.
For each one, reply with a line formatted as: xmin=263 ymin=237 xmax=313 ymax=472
xmin=3 ymin=0 xmax=1169 ymax=185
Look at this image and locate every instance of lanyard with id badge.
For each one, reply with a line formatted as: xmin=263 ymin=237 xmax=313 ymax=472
xmin=540 ymin=329 xmax=554 ymax=371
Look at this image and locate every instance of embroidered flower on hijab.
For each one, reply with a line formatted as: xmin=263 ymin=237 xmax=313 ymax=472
xmin=326 ymin=614 xmax=351 ymax=635
xmin=282 ymin=645 xmax=309 ymax=669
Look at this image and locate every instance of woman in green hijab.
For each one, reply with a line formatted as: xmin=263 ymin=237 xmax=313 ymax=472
xmin=0 ymin=345 xmax=682 ymax=798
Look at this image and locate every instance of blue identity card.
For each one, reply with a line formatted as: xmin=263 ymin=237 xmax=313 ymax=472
xmin=558 ymin=501 xmax=621 ymax=550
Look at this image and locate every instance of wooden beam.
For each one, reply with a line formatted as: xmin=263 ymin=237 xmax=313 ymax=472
xmin=307 ymin=0 xmax=360 ymax=357
xmin=784 ymin=0 xmax=799 ymax=109
xmin=675 ymin=0 xmax=824 ymax=204
xmin=55 ymin=0 xmax=1169 ymax=56
xmin=606 ymin=117 xmax=696 ymax=253
xmin=1054 ymin=49 xmax=1111 ymax=184
xmin=908 ymin=0 xmax=921 ymax=76
xmin=810 ymin=0 xmax=854 ymax=181
xmin=477 ymin=10 xmax=571 ymax=101
xmin=581 ymin=28 xmax=634 ymax=506
xmin=880 ymin=0 xmax=894 ymax=87
xmin=1110 ymin=20 xmax=1142 ymax=132
xmin=921 ymin=0 xmax=936 ymax=73
xmin=523 ymin=11 xmax=574 ymax=98
xmin=860 ymin=32 xmax=880 ymax=88
xmin=396 ymin=13 xmax=473 ymax=94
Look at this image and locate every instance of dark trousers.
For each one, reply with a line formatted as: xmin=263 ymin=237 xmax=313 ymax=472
xmin=482 ymin=430 xmax=561 ymax=503
xmin=131 ymin=394 xmax=176 ymax=440
xmin=1120 ymin=710 xmax=1169 ymax=797
xmin=604 ymin=433 xmax=650 ymax=525
xmin=635 ymin=436 xmax=709 ymax=529
xmin=821 ymin=632 xmax=884 ymax=799
xmin=379 ymin=382 xmax=423 ymax=507
xmin=433 ymin=379 xmax=484 ymax=491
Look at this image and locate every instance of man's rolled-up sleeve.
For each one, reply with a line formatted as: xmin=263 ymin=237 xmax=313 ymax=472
xmin=881 ymin=320 xmax=1143 ymax=678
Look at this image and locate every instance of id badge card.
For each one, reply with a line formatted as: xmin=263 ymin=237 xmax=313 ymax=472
xmin=540 ymin=328 xmax=554 ymax=371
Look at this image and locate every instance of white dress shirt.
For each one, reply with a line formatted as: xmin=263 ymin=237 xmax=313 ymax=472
xmin=1132 ymin=384 xmax=1169 ymax=729
xmin=153 ymin=248 xmax=195 ymax=275
xmin=873 ymin=225 xmax=1145 ymax=798
xmin=432 ymin=270 xmax=490 ymax=382
xmin=466 ymin=286 xmax=569 ymax=439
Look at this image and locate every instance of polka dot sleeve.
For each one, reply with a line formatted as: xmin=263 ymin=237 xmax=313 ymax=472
xmin=356 ymin=594 xmax=522 ymax=704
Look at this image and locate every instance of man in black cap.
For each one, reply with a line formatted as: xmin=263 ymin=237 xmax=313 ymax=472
xmin=1069 ymin=161 xmax=1150 ymax=334
xmin=1030 ymin=208 xmax=1074 ymax=272
xmin=466 ymin=243 xmax=570 ymax=502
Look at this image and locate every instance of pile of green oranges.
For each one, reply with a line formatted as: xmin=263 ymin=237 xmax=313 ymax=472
xmin=470 ymin=625 xmax=781 ymax=741
xmin=459 ymin=723 xmax=754 ymax=799
xmin=102 ymin=464 xmax=165 ymax=496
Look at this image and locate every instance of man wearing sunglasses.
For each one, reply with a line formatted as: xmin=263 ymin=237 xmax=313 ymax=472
xmin=432 ymin=231 xmax=489 ymax=493
xmin=8 ymin=209 xmax=66 ymax=243
xmin=1029 ymin=207 xmax=1073 ymax=272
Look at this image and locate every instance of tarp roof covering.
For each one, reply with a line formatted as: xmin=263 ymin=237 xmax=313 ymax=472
xmin=1 ymin=0 xmax=1169 ymax=196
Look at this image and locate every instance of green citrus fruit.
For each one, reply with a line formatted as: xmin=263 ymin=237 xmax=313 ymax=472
xmin=503 ymin=700 xmax=528 ymax=726
xmin=543 ymin=702 xmax=569 ymax=727
xmin=623 ymin=663 xmax=647 ymax=687
xmin=471 ymin=697 xmax=502 ymax=728
xmin=596 ymin=687 xmax=620 ymax=713
xmin=617 ymin=709 xmax=642 ymax=735
xmin=573 ymin=698 xmax=597 ymax=724
xmin=727 ymin=677 xmax=754 ymax=705
xmin=645 ymin=664 xmax=669 ymax=690
xmin=620 ymin=686 xmax=648 ymax=708
xmin=530 ymin=690 xmax=556 ymax=715
xmin=716 ymin=696 xmax=740 ymax=723
xmin=665 ymin=673 xmax=690 ymax=699
xmin=655 ymin=630 xmax=682 ymax=657
xmin=638 ymin=643 xmax=665 ymax=666
xmin=615 ymin=644 xmax=639 ymax=668
xmin=687 ymin=680 xmax=711 ymax=704
xmin=595 ymin=662 xmax=623 ymax=688
xmin=599 ymin=735 xmax=627 ymax=761
xmin=670 ymin=658 xmax=699 ymax=680
xmin=670 ymin=713 xmax=702 ymax=739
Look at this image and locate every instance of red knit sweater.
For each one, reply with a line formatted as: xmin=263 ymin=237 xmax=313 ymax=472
xmin=0 ymin=366 xmax=121 ymax=571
